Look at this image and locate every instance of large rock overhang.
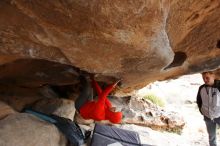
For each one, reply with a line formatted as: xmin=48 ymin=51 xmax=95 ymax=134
xmin=0 ymin=0 xmax=220 ymax=91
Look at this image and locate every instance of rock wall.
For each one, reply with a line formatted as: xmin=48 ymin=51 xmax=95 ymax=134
xmin=0 ymin=0 xmax=220 ymax=90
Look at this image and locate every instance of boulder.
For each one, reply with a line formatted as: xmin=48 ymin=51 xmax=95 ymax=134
xmin=0 ymin=113 xmax=67 ymax=146
xmin=32 ymin=98 xmax=76 ymax=120
xmin=0 ymin=1 xmax=219 ymax=91
xmin=0 ymin=101 xmax=16 ymax=120
xmin=109 ymin=96 xmax=185 ymax=133
xmin=0 ymin=85 xmax=45 ymax=111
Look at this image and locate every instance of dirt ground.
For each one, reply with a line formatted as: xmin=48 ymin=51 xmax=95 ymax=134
xmin=135 ymin=74 xmax=220 ymax=146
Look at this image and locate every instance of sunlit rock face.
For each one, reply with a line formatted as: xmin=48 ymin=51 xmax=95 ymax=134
xmin=0 ymin=0 xmax=220 ymax=91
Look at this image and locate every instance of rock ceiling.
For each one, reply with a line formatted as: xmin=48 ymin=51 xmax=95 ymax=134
xmin=0 ymin=0 xmax=220 ymax=91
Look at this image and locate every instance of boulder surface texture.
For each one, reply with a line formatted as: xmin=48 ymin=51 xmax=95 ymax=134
xmin=0 ymin=0 xmax=220 ymax=91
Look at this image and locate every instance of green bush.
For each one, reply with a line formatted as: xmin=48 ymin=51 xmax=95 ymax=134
xmin=143 ymin=94 xmax=165 ymax=107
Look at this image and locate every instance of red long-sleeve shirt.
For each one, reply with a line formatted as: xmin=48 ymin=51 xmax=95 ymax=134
xmin=79 ymin=80 xmax=122 ymax=123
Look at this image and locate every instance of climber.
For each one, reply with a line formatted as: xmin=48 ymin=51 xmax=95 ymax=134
xmin=75 ymin=75 xmax=122 ymax=124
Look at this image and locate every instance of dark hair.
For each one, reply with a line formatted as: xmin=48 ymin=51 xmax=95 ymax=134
xmin=202 ymin=71 xmax=214 ymax=75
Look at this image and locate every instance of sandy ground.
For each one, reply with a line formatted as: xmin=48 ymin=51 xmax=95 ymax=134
xmin=134 ymin=74 xmax=220 ymax=146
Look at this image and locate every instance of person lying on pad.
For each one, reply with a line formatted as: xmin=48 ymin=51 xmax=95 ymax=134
xmin=75 ymin=75 xmax=122 ymax=124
